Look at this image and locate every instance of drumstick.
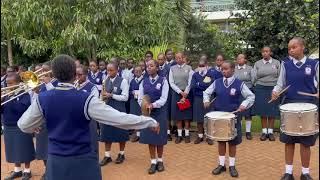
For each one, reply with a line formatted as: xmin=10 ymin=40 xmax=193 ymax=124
xmin=268 ymin=85 xmax=291 ymax=103
xmin=297 ymin=91 xmax=318 ymax=97
xmin=231 ymin=110 xmax=239 ymax=114
xmin=209 ymin=97 xmax=217 ymax=105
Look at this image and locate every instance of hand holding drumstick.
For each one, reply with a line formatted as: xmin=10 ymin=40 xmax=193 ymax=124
xmin=269 ymin=85 xmax=291 ymax=103
xmin=204 ymin=97 xmax=216 ymax=109
xmin=297 ymin=91 xmax=319 ymax=98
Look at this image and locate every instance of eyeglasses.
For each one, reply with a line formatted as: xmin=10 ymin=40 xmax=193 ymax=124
xmin=198 ymin=65 xmax=206 ymax=68
xmin=76 ymin=73 xmax=84 ymax=76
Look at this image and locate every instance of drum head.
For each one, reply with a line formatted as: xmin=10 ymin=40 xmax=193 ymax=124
xmin=280 ymin=103 xmax=317 ymax=111
xmin=205 ymin=111 xmax=236 ymax=119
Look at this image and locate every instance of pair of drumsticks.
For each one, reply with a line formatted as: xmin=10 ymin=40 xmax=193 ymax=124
xmin=268 ymin=85 xmax=318 ymax=103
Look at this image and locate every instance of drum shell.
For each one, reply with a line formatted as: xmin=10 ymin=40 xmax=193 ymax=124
xmin=280 ymin=108 xmax=319 ymax=136
xmin=204 ymin=116 xmax=237 ymax=141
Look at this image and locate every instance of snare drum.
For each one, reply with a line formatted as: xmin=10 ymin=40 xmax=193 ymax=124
xmin=204 ymin=111 xmax=237 ymax=141
xmin=280 ymin=103 xmax=319 ymax=136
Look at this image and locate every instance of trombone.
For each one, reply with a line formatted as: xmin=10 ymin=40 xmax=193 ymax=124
xmin=1 ymin=70 xmax=52 ymax=106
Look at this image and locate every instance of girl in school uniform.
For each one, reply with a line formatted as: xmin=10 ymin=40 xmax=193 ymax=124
xmin=234 ymin=54 xmax=254 ymax=140
xmin=129 ymin=66 xmax=144 ymax=142
xmin=88 ymin=60 xmax=104 ymax=92
xmin=138 ymin=60 xmax=149 ymax=79
xmin=76 ymin=65 xmax=100 ymax=158
xmin=165 ymin=49 xmax=176 ymax=66
xmin=272 ymin=37 xmax=319 ymax=180
xmin=252 ymin=46 xmax=281 ymax=141
xmin=209 ymin=54 xmax=225 ymax=80
xmin=99 ymin=60 xmax=107 ymax=77
xmin=138 ymin=60 xmax=169 ymax=174
xmin=191 ymin=57 xmax=215 ymax=145
xmin=2 ymin=74 xmax=35 ymax=180
xmin=169 ymin=52 xmax=194 ymax=144
xmin=99 ymin=63 xmax=130 ymax=166
xmin=203 ymin=61 xmax=255 ymax=178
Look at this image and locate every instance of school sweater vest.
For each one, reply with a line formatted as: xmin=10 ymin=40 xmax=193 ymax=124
xmin=284 ymin=59 xmax=318 ymax=101
xmin=171 ymin=65 xmax=192 ymax=91
xmin=193 ymin=72 xmax=214 ymax=97
xmin=88 ymin=71 xmax=103 ymax=85
xmin=129 ymin=78 xmax=142 ymax=99
xmin=143 ymin=77 xmax=164 ymax=103
xmin=158 ymin=64 xmax=170 ymax=78
xmin=38 ymin=88 xmax=92 ymax=156
xmin=105 ymin=76 xmax=124 ymax=105
xmin=79 ymin=82 xmax=96 ymax=93
xmin=2 ymin=92 xmax=31 ymax=126
xmin=214 ymin=78 xmax=243 ymax=112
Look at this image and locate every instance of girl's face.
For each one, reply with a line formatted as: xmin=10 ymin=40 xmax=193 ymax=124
xmin=127 ymin=60 xmax=134 ymax=69
xmin=134 ymin=67 xmax=142 ymax=78
xmin=145 ymin=54 xmax=153 ymax=62
xmin=107 ymin=65 xmax=117 ymax=78
xmin=215 ymin=55 xmax=224 ymax=67
xmin=89 ymin=62 xmax=98 ymax=72
xmin=262 ymin=47 xmax=272 ymax=60
xmin=166 ymin=51 xmax=174 ymax=61
xmin=175 ymin=53 xmax=184 ymax=65
xmin=222 ymin=63 xmax=234 ymax=78
xmin=147 ymin=61 xmax=158 ymax=76
xmin=288 ymin=40 xmax=305 ymax=59
xmin=157 ymin=54 xmax=166 ymax=66
xmin=139 ymin=62 xmax=146 ymax=71
xmin=119 ymin=60 xmax=126 ymax=70
xmin=99 ymin=62 xmax=106 ymax=71
xmin=236 ymin=54 xmax=246 ymax=66
xmin=6 ymin=74 xmax=17 ymax=86
xmin=198 ymin=61 xmax=207 ymax=73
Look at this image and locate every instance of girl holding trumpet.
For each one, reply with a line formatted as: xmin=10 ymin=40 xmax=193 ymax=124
xmin=138 ymin=60 xmax=169 ymax=174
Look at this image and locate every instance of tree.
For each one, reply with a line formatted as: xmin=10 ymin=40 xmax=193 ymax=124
xmin=234 ymin=0 xmax=319 ymax=61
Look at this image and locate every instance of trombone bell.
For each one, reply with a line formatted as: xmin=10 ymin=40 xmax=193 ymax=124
xmin=20 ymin=71 xmax=39 ymax=88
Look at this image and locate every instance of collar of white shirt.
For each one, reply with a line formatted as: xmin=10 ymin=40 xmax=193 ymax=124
xmin=159 ymin=64 xmax=165 ymax=70
xmin=110 ymin=75 xmax=118 ymax=82
xmin=292 ymin=56 xmax=307 ymax=65
xmin=57 ymin=82 xmax=75 ymax=88
xmin=149 ymin=75 xmax=159 ymax=82
xmin=223 ymin=75 xmax=235 ymax=85
xmin=215 ymin=66 xmax=221 ymax=71
xmin=91 ymin=71 xmax=99 ymax=77
xmin=262 ymin=58 xmax=273 ymax=64
xmin=178 ymin=63 xmax=186 ymax=68
xmin=79 ymin=80 xmax=89 ymax=88
xmin=237 ymin=64 xmax=246 ymax=69
xmin=135 ymin=76 xmax=143 ymax=82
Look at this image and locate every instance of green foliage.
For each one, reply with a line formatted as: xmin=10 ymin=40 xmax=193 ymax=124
xmin=234 ymin=0 xmax=319 ymax=61
xmin=150 ymin=43 xmax=168 ymax=59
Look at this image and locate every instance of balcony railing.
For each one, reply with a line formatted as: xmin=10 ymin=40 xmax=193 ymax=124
xmin=191 ymin=0 xmax=240 ymax=12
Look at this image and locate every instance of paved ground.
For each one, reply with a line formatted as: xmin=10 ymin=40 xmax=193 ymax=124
xmin=1 ymin=133 xmax=319 ymax=180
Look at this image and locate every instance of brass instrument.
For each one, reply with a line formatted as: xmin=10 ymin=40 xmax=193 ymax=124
xmin=1 ymin=70 xmax=52 ymax=106
xmin=100 ymin=79 xmax=107 ymax=101
xmin=74 ymin=79 xmax=80 ymax=89
xmin=141 ymin=95 xmax=151 ymax=116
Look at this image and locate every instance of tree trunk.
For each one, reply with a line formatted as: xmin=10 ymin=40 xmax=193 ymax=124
xmin=68 ymin=46 xmax=75 ymax=58
xmin=91 ymin=43 xmax=97 ymax=61
xmin=7 ymin=34 xmax=13 ymax=66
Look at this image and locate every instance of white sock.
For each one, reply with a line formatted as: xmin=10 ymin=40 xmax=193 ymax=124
xmin=262 ymin=128 xmax=267 ymax=134
xmin=229 ymin=157 xmax=236 ymax=166
xmin=136 ymin=131 xmax=140 ymax=137
xmin=246 ymin=121 xmax=251 ymax=133
xmin=285 ymin=164 xmax=293 ymax=174
xmin=151 ymin=159 xmax=157 ymax=164
xmin=105 ymin=151 xmax=111 ymax=157
xmin=268 ymin=128 xmax=273 ymax=134
xmin=1 ymin=126 xmax=3 ymax=130
xmin=185 ymin=129 xmax=190 ymax=136
xmin=24 ymin=168 xmax=31 ymax=173
xmin=14 ymin=167 xmax=22 ymax=172
xmin=178 ymin=129 xmax=182 ymax=137
xmin=198 ymin=133 xmax=203 ymax=138
xmin=219 ymin=156 xmax=225 ymax=166
xmin=119 ymin=151 xmax=125 ymax=155
xmin=167 ymin=130 xmax=170 ymax=135
xmin=157 ymin=158 xmax=163 ymax=162
xmin=302 ymin=167 xmax=310 ymax=174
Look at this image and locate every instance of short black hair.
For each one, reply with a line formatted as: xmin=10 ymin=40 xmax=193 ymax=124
xmin=215 ymin=53 xmax=224 ymax=60
xmin=145 ymin=50 xmax=153 ymax=57
xmin=51 ymin=54 xmax=76 ymax=82
xmin=8 ymin=65 xmax=18 ymax=72
xmin=43 ymin=61 xmax=51 ymax=68
xmin=157 ymin=53 xmax=165 ymax=58
xmin=89 ymin=60 xmax=98 ymax=65
xmin=165 ymin=48 xmax=173 ymax=55
xmin=107 ymin=62 xmax=118 ymax=70
xmin=291 ymin=37 xmax=306 ymax=47
xmin=77 ymin=65 xmax=89 ymax=75
xmin=8 ymin=73 xmax=22 ymax=83
xmin=147 ymin=59 xmax=159 ymax=68
xmin=223 ymin=60 xmax=235 ymax=69
xmin=262 ymin=46 xmax=272 ymax=51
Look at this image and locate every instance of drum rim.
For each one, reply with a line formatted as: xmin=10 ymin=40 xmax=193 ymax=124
xmin=279 ymin=103 xmax=318 ymax=111
xmin=205 ymin=111 xmax=236 ymax=119
xmin=280 ymin=108 xmax=318 ymax=113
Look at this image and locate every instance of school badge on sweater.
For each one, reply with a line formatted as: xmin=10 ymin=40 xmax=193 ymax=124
xmin=203 ymin=76 xmax=211 ymax=83
xmin=230 ymin=88 xmax=236 ymax=96
xmin=305 ymin=66 xmax=312 ymax=75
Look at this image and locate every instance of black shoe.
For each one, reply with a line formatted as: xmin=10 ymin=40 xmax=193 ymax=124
xmin=115 ymin=154 xmax=125 ymax=164
xmin=40 ymin=173 xmax=45 ymax=180
xmin=22 ymin=172 xmax=32 ymax=180
xmin=212 ymin=165 xmax=226 ymax=175
xmin=4 ymin=171 xmax=23 ymax=180
xmin=148 ymin=164 xmax=157 ymax=174
xmin=185 ymin=136 xmax=191 ymax=143
xmin=268 ymin=133 xmax=275 ymax=141
xmin=300 ymin=173 xmax=313 ymax=180
xmin=260 ymin=133 xmax=268 ymax=141
xmin=175 ymin=136 xmax=183 ymax=144
xmin=246 ymin=132 xmax=252 ymax=140
xmin=229 ymin=166 xmax=239 ymax=178
xmin=194 ymin=137 xmax=203 ymax=144
xmin=281 ymin=173 xmax=295 ymax=180
xmin=167 ymin=134 xmax=172 ymax=141
xmin=131 ymin=135 xmax=139 ymax=142
xmin=206 ymin=138 xmax=214 ymax=145
xmin=99 ymin=156 xmax=112 ymax=166
xmin=156 ymin=162 xmax=165 ymax=172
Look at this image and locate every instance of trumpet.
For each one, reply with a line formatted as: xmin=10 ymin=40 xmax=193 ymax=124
xmin=74 ymin=79 xmax=80 ymax=89
xmin=1 ymin=70 xmax=52 ymax=106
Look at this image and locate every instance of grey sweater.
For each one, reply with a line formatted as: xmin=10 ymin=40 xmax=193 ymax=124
xmin=252 ymin=58 xmax=281 ymax=86
xmin=234 ymin=64 xmax=253 ymax=88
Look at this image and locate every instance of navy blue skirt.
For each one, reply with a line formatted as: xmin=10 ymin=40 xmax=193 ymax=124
xmin=253 ymin=84 xmax=280 ymax=117
xmin=4 ymin=126 xmax=35 ymax=163
xmin=193 ymin=96 xmax=208 ymax=123
xmin=90 ymin=120 xmax=99 ymax=158
xmin=35 ymin=123 xmax=48 ymax=160
xmin=46 ymin=152 xmax=101 ymax=180
xmin=280 ymin=99 xmax=319 ymax=146
xmin=218 ymin=116 xmax=242 ymax=145
xmin=167 ymin=88 xmax=173 ymax=121
xmin=238 ymin=88 xmax=254 ymax=118
xmin=129 ymin=98 xmax=141 ymax=116
xmin=171 ymin=92 xmax=192 ymax=121
xmin=140 ymin=108 xmax=167 ymax=145
xmin=100 ymin=100 xmax=129 ymax=142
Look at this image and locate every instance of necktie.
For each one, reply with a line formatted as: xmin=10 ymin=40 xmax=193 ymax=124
xmin=151 ymin=79 xmax=155 ymax=83
xmin=265 ymin=61 xmax=269 ymax=64
xmin=224 ymin=78 xmax=228 ymax=86
xmin=296 ymin=61 xmax=303 ymax=67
